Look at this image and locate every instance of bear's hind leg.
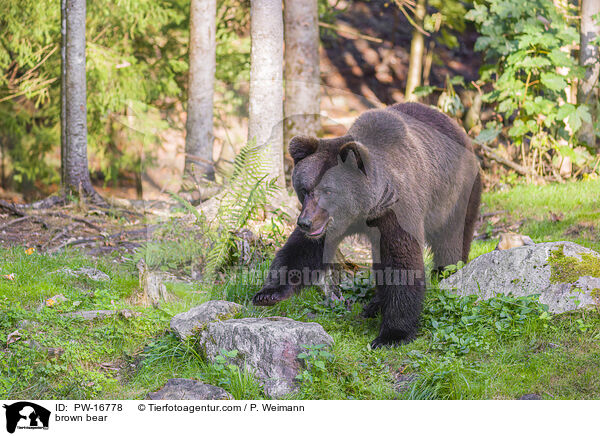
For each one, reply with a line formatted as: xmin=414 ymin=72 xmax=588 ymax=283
xmin=429 ymin=175 xmax=480 ymax=275
xmin=462 ymin=172 xmax=482 ymax=263
xmin=429 ymin=228 xmax=464 ymax=277
xmin=369 ymin=211 xmax=425 ymax=348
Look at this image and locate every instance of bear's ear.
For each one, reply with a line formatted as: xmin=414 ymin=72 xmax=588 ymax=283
xmin=339 ymin=141 xmax=369 ymax=177
xmin=289 ymin=136 xmax=319 ymax=164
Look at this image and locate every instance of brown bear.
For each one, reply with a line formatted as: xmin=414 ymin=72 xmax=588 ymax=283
xmin=253 ymin=102 xmax=482 ymax=348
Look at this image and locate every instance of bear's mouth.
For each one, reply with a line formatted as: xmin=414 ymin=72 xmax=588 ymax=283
xmin=307 ymin=217 xmax=333 ymax=238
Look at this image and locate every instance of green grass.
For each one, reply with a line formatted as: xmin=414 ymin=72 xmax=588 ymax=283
xmin=1 ymin=180 xmax=599 ymax=400
xmin=482 ymin=178 xmax=600 ymax=251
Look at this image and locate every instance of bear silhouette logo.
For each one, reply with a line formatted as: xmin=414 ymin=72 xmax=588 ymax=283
xmin=3 ymin=402 xmax=50 ymax=433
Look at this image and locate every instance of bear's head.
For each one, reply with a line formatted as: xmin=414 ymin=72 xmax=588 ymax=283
xmin=290 ymin=135 xmax=372 ymax=240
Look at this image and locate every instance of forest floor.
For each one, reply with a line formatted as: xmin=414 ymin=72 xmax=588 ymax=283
xmin=1 ymin=179 xmax=599 ymax=400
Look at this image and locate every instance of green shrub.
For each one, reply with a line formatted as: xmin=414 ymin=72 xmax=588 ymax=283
xmin=468 ymin=0 xmax=596 ymax=174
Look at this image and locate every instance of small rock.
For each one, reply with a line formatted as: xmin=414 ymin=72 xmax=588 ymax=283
xmin=197 ymin=317 xmax=334 ymax=398
xmin=439 ymin=242 xmax=600 ymax=314
xmin=77 ymin=268 xmax=110 ymax=282
xmin=147 ymin=379 xmax=233 ymax=400
xmin=59 ymin=309 xmax=141 ymax=321
xmin=17 ymin=320 xmax=39 ymax=330
xmin=120 ymin=309 xmax=141 ymax=319
xmin=170 ymin=300 xmax=244 ymax=340
xmin=518 ymin=393 xmax=542 ymax=400
xmin=54 ymin=267 xmax=110 ymax=281
xmin=60 ymin=310 xmax=117 ymax=320
xmin=495 ymin=233 xmax=535 ymax=250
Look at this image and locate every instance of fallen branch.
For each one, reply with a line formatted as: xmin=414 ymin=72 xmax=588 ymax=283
xmin=479 ymin=210 xmax=508 ymax=219
xmin=40 ymin=211 xmax=103 ymax=233
xmin=0 ymin=215 xmax=48 ymax=231
xmin=49 ymin=237 xmax=103 ymax=253
xmin=479 ymin=143 xmax=545 ymax=183
xmin=0 ymin=200 xmax=26 ymax=217
xmin=318 ymin=21 xmax=384 ymax=43
xmin=41 ymin=224 xmax=76 ymax=250
xmin=474 ymin=219 xmax=525 ymax=240
xmin=108 ymin=225 xmax=158 ymax=241
xmin=27 ymin=195 xmax=66 ymax=210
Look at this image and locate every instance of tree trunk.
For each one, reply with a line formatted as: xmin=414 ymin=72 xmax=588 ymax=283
xmin=404 ymin=0 xmax=427 ymax=102
xmin=579 ymin=0 xmax=600 ymax=149
xmin=61 ymin=0 xmax=67 ymax=187
xmin=184 ymin=0 xmax=217 ymax=198
xmin=248 ymin=0 xmax=285 ymax=188
xmin=283 ymin=0 xmax=320 ymax=148
xmin=63 ymin=0 xmax=102 ymax=202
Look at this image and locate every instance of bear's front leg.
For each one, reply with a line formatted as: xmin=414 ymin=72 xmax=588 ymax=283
xmin=369 ymin=211 xmax=425 ymax=348
xmin=253 ymin=227 xmax=325 ymax=306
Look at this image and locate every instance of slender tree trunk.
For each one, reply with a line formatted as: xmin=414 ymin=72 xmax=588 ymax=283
xmin=404 ymin=0 xmax=427 ymax=102
xmin=248 ymin=0 xmax=285 ymax=188
xmin=184 ymin=0 xmax=217 ymax=197
xmin=61 ymin=0 xmax=67 ymax=188
xmin=284 ymin=0 xmax=320 ymax=147
xmin=63 ymin=0 xmax=102 ymax=202
xmin=579 ymin=0 xmax=600 ymax=149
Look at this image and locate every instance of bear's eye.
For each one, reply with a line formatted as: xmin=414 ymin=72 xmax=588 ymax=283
xmin=323 ymin=189 xmax=333 ymax=196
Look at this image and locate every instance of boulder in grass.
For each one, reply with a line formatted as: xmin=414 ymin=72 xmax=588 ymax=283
xmin=197 ymin=316 xmax=334 ymax=398
xmin=439 ymin=241 xmax=600 ymax=313
xmin=170 ymin=300 xmax=244 ymax=340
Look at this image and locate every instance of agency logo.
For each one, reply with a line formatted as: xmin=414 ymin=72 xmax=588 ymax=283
xmin=2 ymin=402 xmax=50 ymax=434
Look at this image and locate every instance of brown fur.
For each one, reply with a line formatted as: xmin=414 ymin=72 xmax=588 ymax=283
xmin=253 ymin=103 xmax=482 ymax=348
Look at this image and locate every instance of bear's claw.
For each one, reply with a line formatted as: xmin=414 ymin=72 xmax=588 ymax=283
xmin=370 ymin=336 xmax=397 ymax=349
xmin=252 ymin=288 xmax=289 ymax=306
xmin=370 ymin=333 xmax=413 ymax=349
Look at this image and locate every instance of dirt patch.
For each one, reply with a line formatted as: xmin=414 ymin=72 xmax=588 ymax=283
xmin=0 ymin=203 xmax=161 ymax=256
xmin=563 ymin=222 xmax=598 ymax=240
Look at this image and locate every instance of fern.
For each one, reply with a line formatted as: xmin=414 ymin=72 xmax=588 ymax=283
xmin=203 ymin=140 xmax=280 ymax=281
xmin=169 ymin=190 xmax=206 ymax=224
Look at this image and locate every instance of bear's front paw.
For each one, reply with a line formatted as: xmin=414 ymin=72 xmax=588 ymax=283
xmin=252 ymin=286 xmax=293 ymax=306
xmin=370 ymin=332 xmax=414 ymax=349
xmin=370 ymin=336 xmax=399 ymax=349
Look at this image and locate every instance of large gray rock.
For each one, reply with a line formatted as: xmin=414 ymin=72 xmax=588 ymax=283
xmin=170 ymin=300 xmax=243 ymax=339
xmin=198 ymin=317 xmax=334 ymax=398
xmin=439 ymin=241 xmax=600 ymax=313
xmin=147 ymin=378 xmax=233 ymax=400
